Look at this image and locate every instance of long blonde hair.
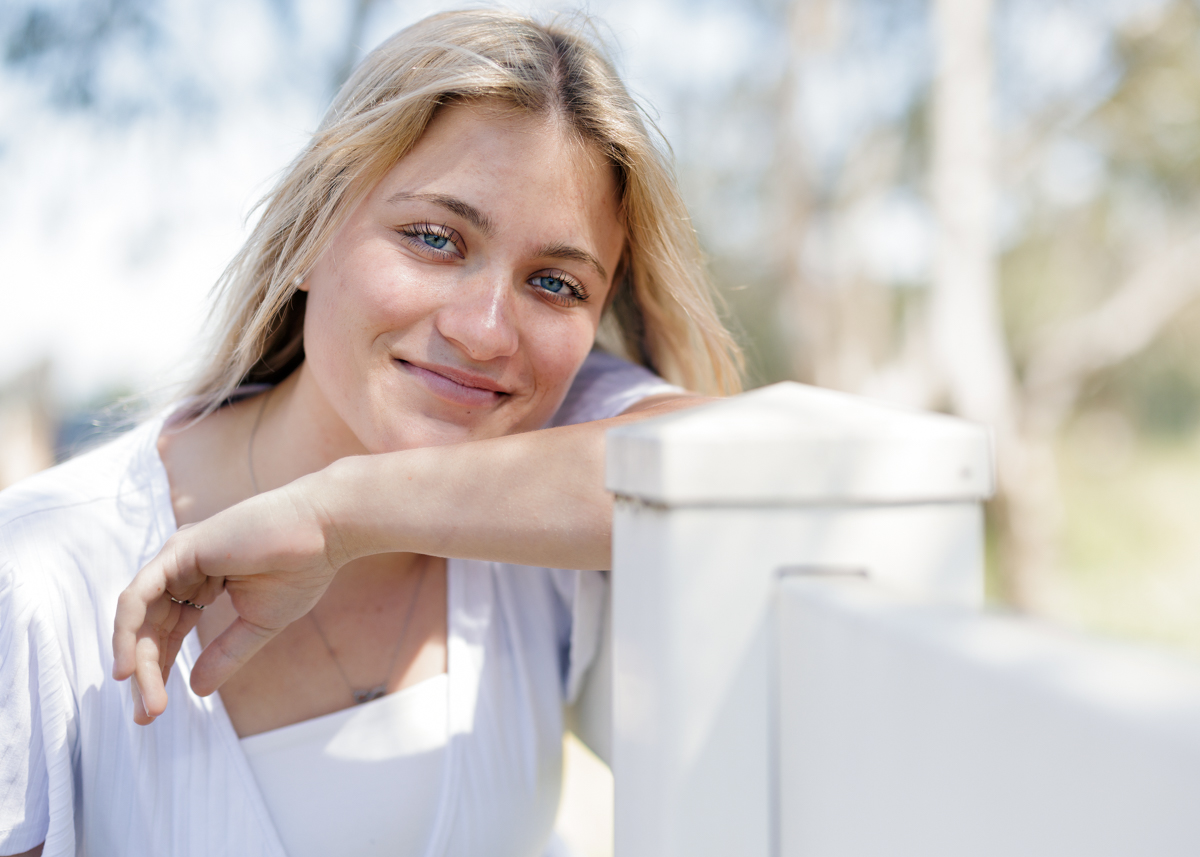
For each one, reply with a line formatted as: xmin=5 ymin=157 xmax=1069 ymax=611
xmin=184 ymin=9 xmax=742 ymax=415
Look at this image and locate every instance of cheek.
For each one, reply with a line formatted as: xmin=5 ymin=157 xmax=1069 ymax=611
xmin=303 ymin=253 xmax=434 ymax=365
xmin=299 ymin=275 xmax=404 ymax=421
xmin=301 ymin=279 xmax=363 ymax=384
xmin=524 ymin=315 xmax=600 ymax=404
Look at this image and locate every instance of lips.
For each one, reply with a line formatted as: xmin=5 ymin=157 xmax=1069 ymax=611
xmin=396 ymin=359 xmax=509 ymax=408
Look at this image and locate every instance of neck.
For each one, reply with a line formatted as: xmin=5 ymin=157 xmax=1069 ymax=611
xmin=246 ymin=366 xmax=434 ymax=585
xmin=161 ymin=360 xmax=375 ymax=528
xmin=249 ymin=362 xmax=370 ymax=494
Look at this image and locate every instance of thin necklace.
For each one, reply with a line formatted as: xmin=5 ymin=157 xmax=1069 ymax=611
xmin=309 ymin=563 xmax=429 ymax=704
xmin=244 ymin=393 xmax=429 ymax=706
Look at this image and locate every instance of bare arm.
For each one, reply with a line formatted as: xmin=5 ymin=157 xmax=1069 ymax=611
xmin=112 ymin=394 xmax=708 ymax=720
xmin=325 ymin=393 xmax=701 ymax=570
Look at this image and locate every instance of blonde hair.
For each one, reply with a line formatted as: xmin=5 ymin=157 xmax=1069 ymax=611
xmin=184 ymin=9 xmax=742 ymax=415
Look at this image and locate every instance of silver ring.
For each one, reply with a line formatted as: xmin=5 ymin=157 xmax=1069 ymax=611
xmin=168 ymin=595 xmax=205 ymax=610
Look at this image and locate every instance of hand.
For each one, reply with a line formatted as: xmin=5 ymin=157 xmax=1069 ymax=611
xmin=112 ymin=476 xmax=345 ymax=724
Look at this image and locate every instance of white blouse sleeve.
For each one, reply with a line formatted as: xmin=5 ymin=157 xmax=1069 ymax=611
xmin=0 ymin=562 xmax=52 ymax=854
xmin=544 ymin=350 xmax=680 ymax=704
xmin=546 ymin=349 xmax=685 ymax=429
xmin=550 ymin=568 xmax=608 ymax=705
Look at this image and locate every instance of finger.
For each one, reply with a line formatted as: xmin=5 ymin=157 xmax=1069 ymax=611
xmin=113 ymin=534 xmax=207 ymax=680
xmin=160 ymin=605 xmax=204 ymax=687
xmin=191 ymin=575 xmax=228 ymax=607
xmin=131 ymin=675 xmax=155 ymax=726
xmin=113 ymin=566 xmax=165 ymax=680
xmin=190 ymin=616 xmax=279 ymax=697
xmin=134 ymin=624 xmax=171 ymax=718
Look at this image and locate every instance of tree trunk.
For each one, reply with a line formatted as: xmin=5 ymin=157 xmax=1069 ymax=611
xmin=930 ymin=0 xmax=1064 ymax=610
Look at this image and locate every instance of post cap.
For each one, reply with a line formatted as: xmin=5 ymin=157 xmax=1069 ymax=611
xmin=606 ymin=382 xmax=994 ymax=505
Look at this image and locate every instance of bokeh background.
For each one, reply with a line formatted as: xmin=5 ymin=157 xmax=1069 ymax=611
xmin=4 ymin=0 xmax=1200 ymax=852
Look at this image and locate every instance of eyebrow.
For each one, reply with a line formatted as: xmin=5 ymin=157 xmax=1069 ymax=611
xmin=536 ymin=242 xmax=609 ymax=282
xmin=385 ymin=191 xmax=608 ymax=282
xmin=385 ymin=191 xmax=496 ymax=237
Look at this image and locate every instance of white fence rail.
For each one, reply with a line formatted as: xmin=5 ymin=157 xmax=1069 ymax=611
xmin=779 ymin=576 xmax=1200 ymax=857
xmin=572 ymin=382 xmax=1200 ymax=857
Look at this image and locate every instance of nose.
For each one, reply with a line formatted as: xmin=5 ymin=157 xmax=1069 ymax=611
xmin=435 ymin=273 xmax=519 ymax=362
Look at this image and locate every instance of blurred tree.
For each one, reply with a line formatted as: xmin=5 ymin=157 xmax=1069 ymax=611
xmin=3 ymin=0 xmax=161 ymax=115
xmin=0 ymin=361 xmax=55 ymax=490
xmin=0 ymin=0 xmax=375 ymax=127
xmin=997 ymin=0 xmax=1200 ymax=608
xmin=769 ymin=0 xmax=1200 ymax=612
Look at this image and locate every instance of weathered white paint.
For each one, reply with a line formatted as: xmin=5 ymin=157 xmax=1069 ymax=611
xmin=778 ymin=576 xmax=1200 ymax=857
xmin=596 ymin=381 xmax=993 ymax=857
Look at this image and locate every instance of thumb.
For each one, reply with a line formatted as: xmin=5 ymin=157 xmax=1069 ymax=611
xmin=189 ymin=616 xmax=280 ymax=697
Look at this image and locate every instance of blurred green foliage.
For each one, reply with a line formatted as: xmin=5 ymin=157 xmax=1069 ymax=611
xmin=1005 ymin=0 xmax=1200 ymax=437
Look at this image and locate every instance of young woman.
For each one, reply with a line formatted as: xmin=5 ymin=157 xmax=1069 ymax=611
xmin=0 ymin=10 xmax=741 ymax=857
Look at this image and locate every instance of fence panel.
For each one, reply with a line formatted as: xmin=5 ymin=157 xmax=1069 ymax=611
xmin=778 ymin=576 xmax=1200 ymax=857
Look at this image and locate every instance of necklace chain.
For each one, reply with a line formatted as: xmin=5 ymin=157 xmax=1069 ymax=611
xmin=245 ymin=388 xmax=429 ymax=706
xmin=308 ymin=562 xmax=429 ymax=705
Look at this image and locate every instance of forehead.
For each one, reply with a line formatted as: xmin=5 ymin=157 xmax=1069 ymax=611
xmin=370 ymin=101 xmax=623 ymax=241
xmin=416 ymin=99 xmax=612 ymax=179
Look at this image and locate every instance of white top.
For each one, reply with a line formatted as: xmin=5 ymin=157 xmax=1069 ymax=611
xmin=0 ymin=349 xmax=680 ymax=857
xmin=241 ymin=674 xmax=449 ymax=857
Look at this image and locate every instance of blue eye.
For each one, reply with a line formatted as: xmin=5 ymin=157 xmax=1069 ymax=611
xmin=530 ymin=272 xmax=588 ymax=304
xmin=399 ymin=223 xmax=463 ymax=258
xmin=533 ymin=275 xmax=566 ymax=293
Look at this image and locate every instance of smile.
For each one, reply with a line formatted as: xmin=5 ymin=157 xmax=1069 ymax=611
xmin=396 ymin=359 xmax=510 ymax=408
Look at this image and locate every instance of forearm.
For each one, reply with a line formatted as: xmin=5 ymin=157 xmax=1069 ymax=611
xmin=318 ymin=395 xmax=710 ymax=571
xmin=113 ymin=395 xmax=711 ymax=704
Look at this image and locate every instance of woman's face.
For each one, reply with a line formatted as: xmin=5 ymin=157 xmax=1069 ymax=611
xmin=298 ymin=102 xmax=625 ymax=453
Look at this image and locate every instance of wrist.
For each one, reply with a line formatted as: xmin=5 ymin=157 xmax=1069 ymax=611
xmin=292 ymin=457 xmax=363 ymax=569
xmin=308 ymin=453 xmax=411 ymax=564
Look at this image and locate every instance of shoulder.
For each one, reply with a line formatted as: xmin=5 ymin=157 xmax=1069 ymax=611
xmin=549 ymin=349 xmax=685 ymax=427
xmin=0 ymin=417 xmax=172 ymax=596
xmin=0 ymin=418 xmax=156 ymax=527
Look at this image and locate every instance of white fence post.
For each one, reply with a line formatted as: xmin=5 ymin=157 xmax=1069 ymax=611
xmin=602 ymin=382 xmax=993 ymax=857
